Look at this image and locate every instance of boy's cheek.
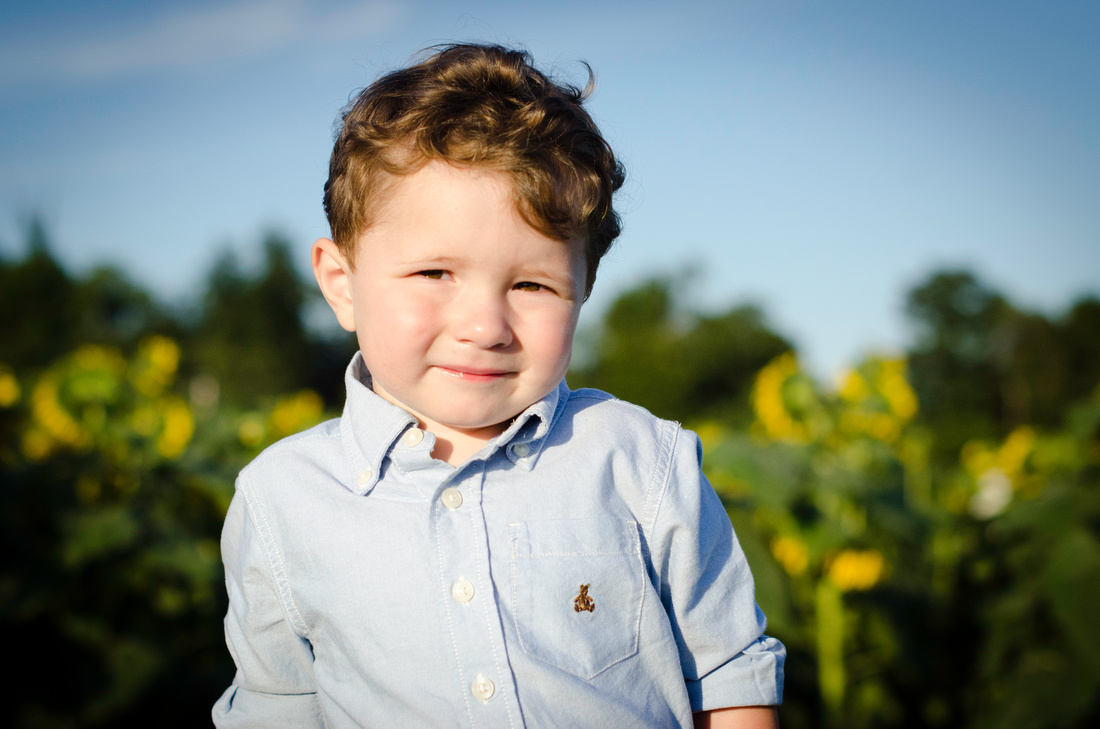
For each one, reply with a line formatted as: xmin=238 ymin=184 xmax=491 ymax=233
xmin=356 ymin=282 xmax=432 ymax=328
xmin=356 ymin=307 xmax=435 ymax=367
xmin=383 ymin=302 xmax=443 ymax=344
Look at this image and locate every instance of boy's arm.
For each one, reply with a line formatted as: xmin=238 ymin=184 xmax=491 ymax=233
xmin=693 ymin=706 xmax=779 ymax=729
xmin=212 ymin=483 xmax=325 ymax=728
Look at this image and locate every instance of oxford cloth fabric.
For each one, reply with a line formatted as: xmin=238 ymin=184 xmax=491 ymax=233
xmin=213 ymin=353 xmax=784 ymax=728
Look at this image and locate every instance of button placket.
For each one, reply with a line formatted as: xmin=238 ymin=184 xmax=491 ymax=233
xmin=432 ymin=462 xmax=519 ymax=723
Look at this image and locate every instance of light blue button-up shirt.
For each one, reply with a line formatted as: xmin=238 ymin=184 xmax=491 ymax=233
xmin=213 ymin=354 xmax=784 ymax=728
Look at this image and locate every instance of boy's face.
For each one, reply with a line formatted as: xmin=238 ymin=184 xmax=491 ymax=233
xmin=314 ymin=160 xmax=585 ymax=444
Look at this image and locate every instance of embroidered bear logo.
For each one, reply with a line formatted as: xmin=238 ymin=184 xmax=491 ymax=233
xmin=573 ymin=583 xmax=595 ymax=613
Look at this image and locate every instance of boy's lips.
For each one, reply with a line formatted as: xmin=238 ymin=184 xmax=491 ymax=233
xmin=434 ymin=365 xmax=514 ymax=381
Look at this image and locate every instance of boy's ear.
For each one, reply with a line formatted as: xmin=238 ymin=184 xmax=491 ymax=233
xmin=311 ymin=238 xmax=357 ymax=332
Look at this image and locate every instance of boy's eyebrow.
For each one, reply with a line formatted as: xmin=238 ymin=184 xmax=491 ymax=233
xmin=396 ymin=253 xmax=464 ymax=267
xmin=515 ymin=263 xmax=575 ymax=283
xmin=397 ymin=252 xmax=574 ymax=277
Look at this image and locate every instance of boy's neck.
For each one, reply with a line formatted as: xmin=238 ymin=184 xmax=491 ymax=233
xmin=427 ymin=421 xmax=508 ymax=467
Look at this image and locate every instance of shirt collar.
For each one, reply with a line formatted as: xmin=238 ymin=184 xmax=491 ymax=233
xmin=339 ymin=353 xmax=417 ymax=495
xmin=338 ymin=352 xmax=566 ymax=494
xmin=488 ymin=378 xmax=563 ymax=472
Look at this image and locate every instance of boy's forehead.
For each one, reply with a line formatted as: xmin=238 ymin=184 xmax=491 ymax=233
xmin=356 ymin=161 xmax=584 ymax=263
xmin=394 ymin=160 xmax=511 ymax=203
xmin=364 ymin=162 xmax=508 ymax=226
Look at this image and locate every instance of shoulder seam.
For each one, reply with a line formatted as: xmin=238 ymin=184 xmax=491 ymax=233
xmin=567 ymin=391 xmax=614 ymax=402
xmin=641 ymin=419 xmax=679 ymax=539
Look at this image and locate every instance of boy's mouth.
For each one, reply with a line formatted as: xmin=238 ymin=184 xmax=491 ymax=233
xmin=434 ymin=365 xmax=514 ymax=382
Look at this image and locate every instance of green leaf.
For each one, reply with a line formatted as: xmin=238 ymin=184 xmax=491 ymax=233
xmin=1046 ymin=528 xmax=1100 ymax=678
xmin=60 ymin=506 xmax=140 ymax=568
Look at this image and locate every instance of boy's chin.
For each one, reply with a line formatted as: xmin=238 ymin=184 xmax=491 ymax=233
xmin=417 ymin=398 xmax=538 ymax=434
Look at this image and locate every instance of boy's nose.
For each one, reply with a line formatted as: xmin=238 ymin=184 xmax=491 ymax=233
xmin=449 ymin=291 xmax=514 ymax=349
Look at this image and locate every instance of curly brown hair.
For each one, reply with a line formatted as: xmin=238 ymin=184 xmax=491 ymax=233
xmin=323 ymin=43 xmax=625 ymax=297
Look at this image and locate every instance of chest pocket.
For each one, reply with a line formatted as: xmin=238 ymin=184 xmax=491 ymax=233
xmin=509 ymin=517 xmax=645 ymax=680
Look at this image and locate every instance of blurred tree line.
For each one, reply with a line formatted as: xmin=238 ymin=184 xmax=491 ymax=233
xmin=0 ymin=220 xmax=354 ymax=408
xmin=1 ymin=222 xmax=1098 ymax=728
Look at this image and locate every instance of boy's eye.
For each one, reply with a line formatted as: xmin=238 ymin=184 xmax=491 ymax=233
xmin=514 ymin=281 xmax=546 ymax=293
xmin=417 ymin=270 xmax=446 ymax=279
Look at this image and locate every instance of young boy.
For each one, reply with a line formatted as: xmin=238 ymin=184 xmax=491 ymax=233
xmin=213 ymin=44 xmax=784 ymax=728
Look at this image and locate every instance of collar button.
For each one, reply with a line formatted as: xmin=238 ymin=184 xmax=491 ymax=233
xmin=402 ymin=428 xmax=424 ymax=447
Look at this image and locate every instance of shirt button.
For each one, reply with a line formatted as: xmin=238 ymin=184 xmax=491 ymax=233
xmin=513 ymin=442 xmax=530 ymax=458
xmin=441 ymin=487 xmax=463 ymax=510
xmin=402 ymin=428 xmax=424 ymax=447
xmin=471 ymin=674 xmax=495 ymax=701
xmin=356 ymin=468 xmax=372 ymax=485
xmin=451 ymin=578 xmax=475 ymax=603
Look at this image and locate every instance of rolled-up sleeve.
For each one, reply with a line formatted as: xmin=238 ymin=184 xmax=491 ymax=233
xmin=649 ymin=426 xmax=785 ymax=711
xmin=212 ymin=478 xmax=325 ymax=728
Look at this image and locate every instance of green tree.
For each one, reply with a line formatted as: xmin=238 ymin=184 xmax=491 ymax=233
xmin=1059 ymin=298 xmax=1100 ymax=404
xmin=905 ymin=270 xmax=1100 ymax=460
xmin=0 ymin=220 xmax=176 ymax=369
xmin=73 ymin=266 xmax=176 ymax=349
xmin=906 ymin=271 xmax=1008 ymax=452
xmin=190 ymin=234 xmax=317 ymax=405
xmin=0 ymin=220 xmax=79 ymax=369
xmin=571 ymin=277 xmax=792 ymax=424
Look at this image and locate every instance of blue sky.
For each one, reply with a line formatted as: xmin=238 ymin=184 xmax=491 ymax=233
xmin=2 ymin=1 xmax=1097 ymax=376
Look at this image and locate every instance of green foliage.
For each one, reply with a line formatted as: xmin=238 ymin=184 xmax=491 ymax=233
xmin=0 ymin=338 xmax=329 ymax=727
xmin=1 ymin=342 xmax=233 ymax=727
xmin=0 ymin=224 xmax=333 ymax=727
xmin=704 ymin=352 xmax=1100 ymax=729
xmin=965 ymin=403 xmax=1100 ymax=729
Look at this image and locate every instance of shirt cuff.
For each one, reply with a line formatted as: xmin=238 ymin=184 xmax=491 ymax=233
xmin=212 ymin=684 xmax=325 ymax=729
xmin=686 ymin=635 xmax=786 ymax=711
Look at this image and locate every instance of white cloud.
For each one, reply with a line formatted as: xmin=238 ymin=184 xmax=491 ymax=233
xmin=0 ymin=0 xmax=401 ymax=87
